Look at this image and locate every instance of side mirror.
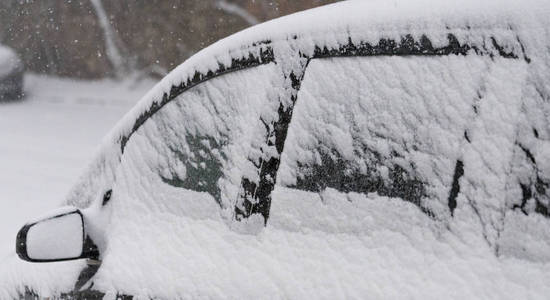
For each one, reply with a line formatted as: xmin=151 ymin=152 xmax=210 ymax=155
xmin=16 ymin=207 xmax=99 ymax=262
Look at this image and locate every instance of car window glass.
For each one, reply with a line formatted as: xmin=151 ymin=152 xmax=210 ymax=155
xmin=118 ymin=63 xmax=279 ymax=216
xmin=275 ymin=55 xmax=527 ymax=225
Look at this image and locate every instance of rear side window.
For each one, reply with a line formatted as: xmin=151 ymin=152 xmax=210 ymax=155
xmin=278 ymin=55 xmax=528 ymax=219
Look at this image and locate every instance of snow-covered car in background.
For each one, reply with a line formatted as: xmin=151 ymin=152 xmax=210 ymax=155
xmin=0 ymin=44 xmax=23 ymax=100
xmin=4 ymin=0 xmax=550 ymax=299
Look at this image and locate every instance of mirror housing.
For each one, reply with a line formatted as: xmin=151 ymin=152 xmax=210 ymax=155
xmin=16 ymin=207 xmax=99 ymax=263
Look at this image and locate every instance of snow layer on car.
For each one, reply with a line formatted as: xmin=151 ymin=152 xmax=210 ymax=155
xmin=82 ymin=73 xmax=550 ymax=297
xmin=3 ymin=0 xmax=550 ymax=298
xmin=93 ymin=55 xmax=550 ymax=297
xmin=65 ymin=0 xmax=550 ymax=211
xmin=88 ymin=185 xmax=550 ymax=299
xmin=75 ymin=0 xmax=550 ymax=161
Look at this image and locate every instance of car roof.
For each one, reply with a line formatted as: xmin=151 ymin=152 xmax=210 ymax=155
xmin=112 ymin=0 xmax=549 ymax=151
xmin=66 ymin=0 xmax=550 ymax=207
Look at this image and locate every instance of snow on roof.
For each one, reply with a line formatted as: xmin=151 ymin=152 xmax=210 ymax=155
xmin=69 ymin=0 xmax=550 ymax=208
xmin=111 ymin=0 xmax=550 ymax=149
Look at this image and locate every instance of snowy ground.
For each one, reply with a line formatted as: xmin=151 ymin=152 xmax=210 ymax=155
xmin=0 ymin=73 xmax=155 ymax=263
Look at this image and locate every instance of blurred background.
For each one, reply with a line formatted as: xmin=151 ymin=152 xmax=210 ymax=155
xmin=0 ymin=0 xmax=339 ymax=79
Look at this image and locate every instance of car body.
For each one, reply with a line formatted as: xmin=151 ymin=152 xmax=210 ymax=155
xmin=0 ymin=44 xmax=23 ymax=100
xmin=4 ymin=0 xmax=550 ymax=299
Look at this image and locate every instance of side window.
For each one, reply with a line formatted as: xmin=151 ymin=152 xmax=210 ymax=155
xmin=277 ymin=55 xmax=527 ymax=221
xmin=118 ymin=63 xmax=280 ymax=215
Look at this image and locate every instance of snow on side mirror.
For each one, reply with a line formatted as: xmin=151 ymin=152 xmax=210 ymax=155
xmin=16 ymin=207 xmax=99 ymax=262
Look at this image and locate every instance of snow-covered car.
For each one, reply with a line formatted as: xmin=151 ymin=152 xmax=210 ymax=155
xmin=0 ymin=44 xmax=23 ymax=100
xmin=5 ymin=0 xmax=550 ymax=298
